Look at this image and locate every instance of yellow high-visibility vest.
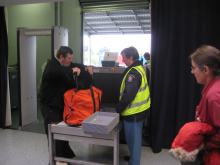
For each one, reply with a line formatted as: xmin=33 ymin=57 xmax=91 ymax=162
xmin=146 ymin=60 xmax=150 ymax=64
xmin=119 ymin=65 xmax=150 ymax=116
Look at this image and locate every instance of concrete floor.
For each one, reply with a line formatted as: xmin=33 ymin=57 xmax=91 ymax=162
xmin=4 ymin=98 xmax=181 ymax=165
xmin=0 ymin=128 xmax=180 ymax=165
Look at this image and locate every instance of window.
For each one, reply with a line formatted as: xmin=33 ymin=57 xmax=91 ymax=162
xmin=82 ymin=8 xmax=151 ymax=66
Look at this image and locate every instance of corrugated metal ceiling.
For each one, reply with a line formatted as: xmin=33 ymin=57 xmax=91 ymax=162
xmin=80 ymin=0 xmax=151 ymax=35
xmin=83 ymin=9 xmax=151 ymax=35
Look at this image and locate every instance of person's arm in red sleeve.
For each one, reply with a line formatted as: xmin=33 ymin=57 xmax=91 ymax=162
xmin=205 ymin=100 xmax=220 ymax=149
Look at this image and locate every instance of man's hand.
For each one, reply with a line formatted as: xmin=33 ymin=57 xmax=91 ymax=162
xmin=72 ymin=67 xmax=81 ymax=76
xmin=85 ymin=67 xmax=93 ymax=75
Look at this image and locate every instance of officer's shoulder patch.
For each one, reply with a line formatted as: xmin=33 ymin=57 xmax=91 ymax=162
xmin=127 ymin=74 xmax=135 ymax=82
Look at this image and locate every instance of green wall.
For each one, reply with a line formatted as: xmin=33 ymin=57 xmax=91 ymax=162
xmin=7 ymin=0 xmax=82 ymax=93
xmin=60 ymin=0 xmax=82 ymax=63
xmin=7 ymin=2 xmax=55 ymax=93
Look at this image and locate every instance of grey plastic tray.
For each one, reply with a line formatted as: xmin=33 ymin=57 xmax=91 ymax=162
xmin=82 ymin=112 xmax=119 ymax=134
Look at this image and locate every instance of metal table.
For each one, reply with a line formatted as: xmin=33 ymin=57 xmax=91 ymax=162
xmin=48 ymin=124 xmax=120 ymax=165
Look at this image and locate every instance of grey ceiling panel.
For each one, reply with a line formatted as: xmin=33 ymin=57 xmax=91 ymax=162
xmin=81 ymin=0 xmax=151 ymax=35
xmin=83 ymin=9 xmax=151 ymax=35
xmin=80 ymin=0 xmax=150 ymax=12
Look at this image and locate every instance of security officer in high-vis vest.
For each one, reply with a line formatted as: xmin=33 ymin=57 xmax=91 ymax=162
xmin=144 ymin=52 xmax=150 ymax=64
xmin=116 ymin=46 xmax=151 ymax=165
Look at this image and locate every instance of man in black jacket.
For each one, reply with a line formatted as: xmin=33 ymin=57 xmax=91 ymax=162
xmin=41 ymin=46 xmax=92 ymax=165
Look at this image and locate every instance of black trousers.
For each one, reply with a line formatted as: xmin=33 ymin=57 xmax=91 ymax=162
xmin=41 ymin=104 xmax=75 ymax=158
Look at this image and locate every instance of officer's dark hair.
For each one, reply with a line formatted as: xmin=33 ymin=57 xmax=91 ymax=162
xmin=56 ymin=46 xmax=73 ymax=59
xmin=121 ymin=46 xmax=139 ymax=61
xmin=189 ymin=45 xmax=220 ymax=77
xmin=144 ymin=52 xmax=150 ymax=58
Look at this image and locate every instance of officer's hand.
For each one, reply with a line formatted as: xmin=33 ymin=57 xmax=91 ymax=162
xmin=85 ymin=67 xmax=93 ymax=75
xmin=72 ymin=67 xmax=81 ymax=76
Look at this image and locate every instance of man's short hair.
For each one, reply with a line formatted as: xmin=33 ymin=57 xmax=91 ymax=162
xmin=144 ymin=52 xmax=150 ymax=58
xmin=56 ymin=46 xmax=73 ymax=59
xmin=121 ymin=46 xmax=139 ymax=61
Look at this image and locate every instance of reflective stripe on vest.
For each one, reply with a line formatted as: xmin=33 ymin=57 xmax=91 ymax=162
xmin=119 ymin=65 xmax=151 ymax=116
xmin=146 ymin=60 xmax=150 ymax=64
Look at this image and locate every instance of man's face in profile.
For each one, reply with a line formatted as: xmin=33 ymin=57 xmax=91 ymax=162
xmin=61 ymin=53 xmax=73 ymax=66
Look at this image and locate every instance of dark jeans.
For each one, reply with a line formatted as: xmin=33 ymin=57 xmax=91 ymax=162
xmin=41 ymin=104 xmax=75 ymax=158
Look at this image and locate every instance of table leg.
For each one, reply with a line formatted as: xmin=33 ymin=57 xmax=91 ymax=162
xmin=113 ymin=129 xmax=119 ymax=165
xmin=48 ymin=124 xmax=55 ymax=165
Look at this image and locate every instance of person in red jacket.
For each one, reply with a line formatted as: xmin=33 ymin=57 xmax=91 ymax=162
xmin=182 ymin=45 xmax=220 ymax=165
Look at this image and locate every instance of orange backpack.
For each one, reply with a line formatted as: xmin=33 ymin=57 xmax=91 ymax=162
xmin=63 ymin=85 xmax=103 ymax=127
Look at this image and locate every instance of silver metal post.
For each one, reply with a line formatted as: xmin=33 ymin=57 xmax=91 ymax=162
xmin=113 ymin=129 xmax=119 ymax=165
xmin=48 ymin=124 xmax=54 ymax=165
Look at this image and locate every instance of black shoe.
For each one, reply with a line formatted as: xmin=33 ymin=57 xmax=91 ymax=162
xmin=124 ymin=155 xmax=130 ymax=162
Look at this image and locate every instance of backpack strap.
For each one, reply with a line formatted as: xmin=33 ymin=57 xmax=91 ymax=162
xmin=74 ymin=72 xmax=79 ymax=91
xmin=64 ymin=113 xmax=69 ymax=123
xmin=97 ymin=92 xmax=100 ymax=111
xmin=64 ymin=108 xmax=81 ymax=127
xmin=90 ymin=84 xmax=96 ymax=113
xmin=92 ymin=82 xmax=101 ymax=111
